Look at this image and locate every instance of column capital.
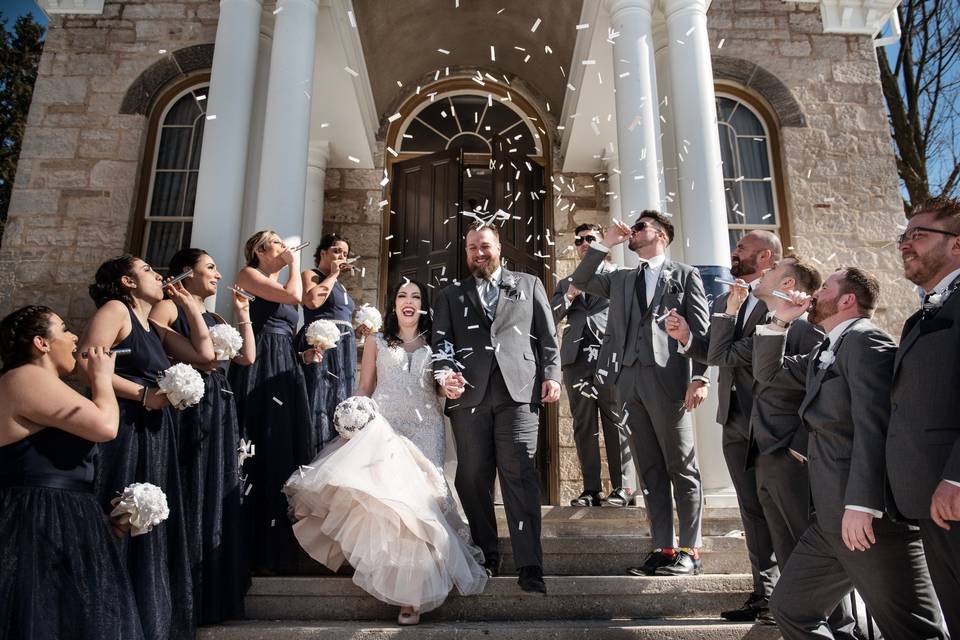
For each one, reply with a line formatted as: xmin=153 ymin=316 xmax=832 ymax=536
xmin=662 ymin=0 xmax=709 ymax=20
xmin=606 ymin=0 xmax=656 ymax=19
xmin=308 ymin=140 xmax=330 ymax=169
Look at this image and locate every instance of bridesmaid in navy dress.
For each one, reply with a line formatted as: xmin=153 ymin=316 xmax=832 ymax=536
xmin=0 ymin=305 xmax=143 ymax=640
xmin=230 ymin=230 xmax=314 ymax=574
xmin=80 ymin=255 xmax=214 ymax=640
xmin=297 ymin=233 xmax=358 ymax=447
xmin=150 ymin=248 xmax=255 ymax=624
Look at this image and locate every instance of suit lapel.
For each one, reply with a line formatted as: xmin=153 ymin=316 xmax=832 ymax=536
xmin=798 ymin=319 xmax=862 ymax=416
xmin=742 ymin=299 xmax=768 ymax=338
xmin=893 ymin=309 xmax=924 ymax=376
xmin=623 ymin=267 xmax=637 ymax=330
xmin=491 ymin=269 xmax=515 ymax=329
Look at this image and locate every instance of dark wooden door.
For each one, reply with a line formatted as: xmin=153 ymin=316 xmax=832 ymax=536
xmin=491 ymin=136 xmax=547 ymax=280
xmin=387 ymin=151 xmax=462 ymax=297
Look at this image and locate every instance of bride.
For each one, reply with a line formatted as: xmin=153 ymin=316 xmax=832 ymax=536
xmin=284 ymin=279 xmax=487 ymax=625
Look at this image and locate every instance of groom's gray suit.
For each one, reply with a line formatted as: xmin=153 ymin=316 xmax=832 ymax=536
xmin=572 ymin=246 xmax=710 ymax=549
xmin=432 ymin=268 xmax=561 ymax=570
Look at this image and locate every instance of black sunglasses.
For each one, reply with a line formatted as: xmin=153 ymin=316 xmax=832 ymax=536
xmin=630 ymin=220 xmax=656 ymax=233
xmin=574 ymin=235 xmax=597 ymax=246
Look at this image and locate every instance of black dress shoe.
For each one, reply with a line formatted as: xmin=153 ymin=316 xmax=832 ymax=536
xmin=721 ymin=594 xmax=772 ymax=622
xmin=602 ymin=487 xmax=633 ymax=508
xmin=482 ymin=556 xmax=501 ymax=578
xmin=654 ymin=548 xmax=702 ymax=576
xmin=569 ymin=491 xmax=602 ymax=507
xmin=627 ymin=549 xmax=674 ymax=576
xmin=517 ymin=565 xmax=547 ymax=594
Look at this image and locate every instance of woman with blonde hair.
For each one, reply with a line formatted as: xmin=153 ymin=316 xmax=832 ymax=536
xmin=229 ymin=230 xmax=314 ymax=574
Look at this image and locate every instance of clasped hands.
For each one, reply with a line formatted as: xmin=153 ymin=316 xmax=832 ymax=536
xmin=438 ymin=370 xmax=561 ymax=404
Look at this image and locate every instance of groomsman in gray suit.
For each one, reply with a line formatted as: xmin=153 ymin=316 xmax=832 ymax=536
xmin=667 ymin=230 xmax=782 ymax=620
xmin=887 ymin=197 xmax=960 ymax=637
xmin=572 ymin=211 xmax=711 ymax=576
xmin=432 ymin=224 xmax=562 ymax=595
xmin=552 ymin=223 xmax=635 ymax=508
xmin=755 ymin=267 xmax=945 ymax=639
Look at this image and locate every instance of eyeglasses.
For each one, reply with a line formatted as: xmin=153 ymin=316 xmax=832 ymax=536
xmin=631 ymin=220 xmax=662 ymax=234
xmin=574 ymin=235 xmax=597 ymax=246
xmin=896 ymin=226 xmax=960 ymax=246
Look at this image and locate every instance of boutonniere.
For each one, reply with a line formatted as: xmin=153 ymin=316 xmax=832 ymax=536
xmin=925 ymin=292 xmax=943 ymax=309
xmin=818 ymin=349 xmax=836 ymax=369
xmin=499 ymin=276 xmax=524 ymax=301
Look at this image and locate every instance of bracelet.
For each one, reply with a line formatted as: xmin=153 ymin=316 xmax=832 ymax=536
xmin=691 ymin=375 xmax=710 ymax=386
xmin=769 ymin=316 xmax=791 ymax=329
xmin=237 ymin=321 xmax=252 ymax=326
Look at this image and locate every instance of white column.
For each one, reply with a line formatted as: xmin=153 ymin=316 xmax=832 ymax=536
xmin=254 ymin=0 xmax=319 ymax=245
xmin=604 ymin=159 xmax=638 ymax=268
xmin=652 ymin=12 xmax=684 ymax=259
xmin=663 ymin=0 xmax=729 ymax=270
xmin=607 ymin=0 xmax=663 ymax=223
xmin=191 ymin=0 xmax=263 ymax=315
xmin=663 ymin=0 xmax=736 ymax=503
xmin=302 ymin=140 xmax=329 ymax=248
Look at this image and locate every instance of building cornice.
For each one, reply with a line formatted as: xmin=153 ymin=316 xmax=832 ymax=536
xmin=790 ymin=0 xmax=901 ymax=37
xmin=37 ymin=0 xmax=105 ymax=16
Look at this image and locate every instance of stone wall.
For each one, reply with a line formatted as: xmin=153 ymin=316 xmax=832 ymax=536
xmin=0 ymin=0 xmax=218 ymax=328
xmin=708 ymin=0 xmax=913 ymax=334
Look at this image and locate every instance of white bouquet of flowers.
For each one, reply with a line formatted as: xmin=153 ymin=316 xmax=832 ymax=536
xmin=157 ymin=362 xmax=205 ymax=409
xmin=305 ymin=319 xmax=341 ymax=350
xmin=333 ymin=396 xmax=380 ymax=439
xmin=354 ymin=304 xmax=383 ymax=332
xmin=110 ymin=482 xmax=170 ymax=536
xmin=209 ymin=323 xmax=243 ymax=361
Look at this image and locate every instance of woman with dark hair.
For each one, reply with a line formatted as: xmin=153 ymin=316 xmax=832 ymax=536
xmin=0 ymin=306 xmax=144 ymax=640
xmin=150 ymin=248 xmax=254 ymax=624
xmin=80 ymin=255 xmax=214 ymax=640
xmin=286 ymin=279 xmax=485 ymax=626
xmin=297 ymin=233 xmax=358 ymax=447
xmin=229 ymin=230 xmax=314 ymax=574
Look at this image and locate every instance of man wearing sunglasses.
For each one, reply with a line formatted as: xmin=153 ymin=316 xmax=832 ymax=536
xmin=552 ymin=224 xmax=636 ymax=508
xmin=571 ymin=210 xmax=711 ymax=576
xmin=887 ymin=197 xmax=960 ymax=637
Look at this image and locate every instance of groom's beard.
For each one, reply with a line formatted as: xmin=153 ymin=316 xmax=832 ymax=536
xmin=469 ymin=257 xmax=500 ymax=279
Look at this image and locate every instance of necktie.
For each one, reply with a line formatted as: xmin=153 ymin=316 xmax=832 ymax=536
xmin=482 ymin=278 xmax=499 ymax=321
xmin=635 ymin=263 xmax=649 ymax=315
xmin=814 ymin=337 xmax=832 ymax=362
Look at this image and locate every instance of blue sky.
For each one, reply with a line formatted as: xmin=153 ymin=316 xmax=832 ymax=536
xmin=2 ymin=0 xmax=47 ymax=29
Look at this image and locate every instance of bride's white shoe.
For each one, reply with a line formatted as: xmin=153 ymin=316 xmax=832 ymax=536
xmin=397 ymin=607 xmax=420 ymax=626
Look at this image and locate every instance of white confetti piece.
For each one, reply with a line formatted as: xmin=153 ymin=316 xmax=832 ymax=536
xmin=576 ymin=23 xmax=589 ymax=29
xmin=344 ymin=66 xmax=359 ymax=77
xmin=490 ymin=45 xmax=496 ymax=61
xmin=717 ymin=38 xmax=725 ymax=49
xmin=531 ymin=18 xmax=541 ymax=32
xmin=348 ymin=155 xmax=360 ymax=163
xmin=347 ymin=9 xmax=356 ymax=27
xmin=387 ymin=112 xmax=402 ymax=123
xmin=438 ymin=48 xmax=450 ymax=55
xmin=272 ymin=397 xmax=283 ymax=405
xmin=206 ymin=114 xmax=217 ymax=120
xmin=272 ymin=7 xmax=282 ymax=14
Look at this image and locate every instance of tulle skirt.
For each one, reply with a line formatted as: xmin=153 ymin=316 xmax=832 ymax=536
xmin=228 ymin=332 xmax=315 ymax=574
xmin=284 ymin=416 xmax=488 ymax=613
xmin=0 ymin=485 xmax=144 ymax=640
xmin=296 ymin=326 xmax=357 ymax=449
xmin=176 ymin=369 xmax=248 ymax=624
xmin=94 ymin=400 xmax=193 ymax=640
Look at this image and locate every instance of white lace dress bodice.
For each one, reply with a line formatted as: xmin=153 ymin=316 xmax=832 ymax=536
xmin=370 ymin=334 xmax=446 ymax=468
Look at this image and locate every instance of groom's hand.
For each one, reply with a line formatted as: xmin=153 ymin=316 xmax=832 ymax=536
xmin=441 ymin=371 xmax=465 ymax=399
xmin=541 ymin=379 xmax=561 ymax=403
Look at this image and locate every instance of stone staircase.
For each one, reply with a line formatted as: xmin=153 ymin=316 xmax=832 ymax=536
xmin=200 ymin=505 xmax=784 ymax=639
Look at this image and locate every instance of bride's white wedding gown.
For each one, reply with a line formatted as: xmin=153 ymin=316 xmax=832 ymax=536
xmin=284 ymin=334 xmax=487 ymax=612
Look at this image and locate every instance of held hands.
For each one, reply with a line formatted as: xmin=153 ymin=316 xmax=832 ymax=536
xmin=684 ymin=380 xmax=708 ymax=411
xmin=603 ymin=220 xmax=633 ymax=247
xmin=841 ymin=509 xmax=877 ymax=552
xmin=773 ymin=290 xmax=812 ymax=324
xmin=725 ymin=280 xmax=749 ymax=315
xmin=663 ymin=309 xmax=690 ymax=346
xmin=931 ymin=480 xmax=960 ymax=529
xmin=440 ymin=371 xmax=466 ymax=400
xmin=541 ymin=379 xmax=561 ymax=404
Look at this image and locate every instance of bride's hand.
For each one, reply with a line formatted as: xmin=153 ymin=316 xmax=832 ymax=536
xmin=441 ymin=372 xmax=465 ymax=399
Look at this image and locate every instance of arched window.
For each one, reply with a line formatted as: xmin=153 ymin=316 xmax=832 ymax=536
xmin=715 ymin=92 xmax=786 ymax=250
xmin=132 ymin=79 xmax=209 ymax=273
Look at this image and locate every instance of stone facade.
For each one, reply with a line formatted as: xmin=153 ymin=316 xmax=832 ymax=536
xmin=0 ymin=0 xmax=218 ymax=328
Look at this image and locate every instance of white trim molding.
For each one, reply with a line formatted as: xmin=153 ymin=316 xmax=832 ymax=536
xmin=789 ymin=0 xmax=902 ymax=37
xmin=37 ymin=0 xmax=105 ymax=15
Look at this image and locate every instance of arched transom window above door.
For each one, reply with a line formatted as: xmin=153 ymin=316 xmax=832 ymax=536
xmin=397 ymin=92 xmax=543 ymax=158
xmin=715 ymin=93 xmax=785 ymax=250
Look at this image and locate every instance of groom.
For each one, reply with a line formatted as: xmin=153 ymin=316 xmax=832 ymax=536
xmin=432 ymin=224 xmax=562 ymax=594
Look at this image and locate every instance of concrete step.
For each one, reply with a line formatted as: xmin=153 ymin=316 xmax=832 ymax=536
xmin=500 ymin=506 xmax=744 ymax=537
xmin=199 ymin=619 xmax=783 ymax=640
xmin=244 ymin=575 xmax=754 ymax=622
